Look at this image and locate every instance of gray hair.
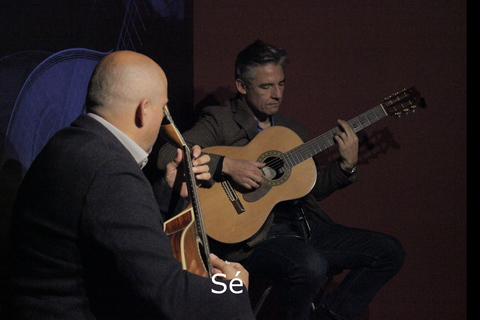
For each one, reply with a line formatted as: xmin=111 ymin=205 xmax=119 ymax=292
xmin=234 ymin=40 xmax=288 ymax=84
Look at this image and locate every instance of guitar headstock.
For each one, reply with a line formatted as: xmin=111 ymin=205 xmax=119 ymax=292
xmin=161 ymin=105 xmax=189 ymax=150
xmin=382 ymin=87 xmax=427 ymax=117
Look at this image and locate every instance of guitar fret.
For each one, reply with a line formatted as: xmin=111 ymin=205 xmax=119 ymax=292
xmin=360 ymin=113 xmax=372 ymax=128
xmin=292 ymin=153 xmax=302 ymax=166
xmin=284 ymin=154 xmax=294 ymax=169
xmin=364 ymin=111 xmax=375 ymax=126
xmin=349 ymin=117 xmax=363 ymax=133
xmin=374 ymin=105 xmax=387 ymax=119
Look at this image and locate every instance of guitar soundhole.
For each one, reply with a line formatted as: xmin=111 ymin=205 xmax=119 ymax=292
xmin=263 ymin=156 xmax=284 ymax=180
xmin=258 ymin=150 xmax=291 ymax=186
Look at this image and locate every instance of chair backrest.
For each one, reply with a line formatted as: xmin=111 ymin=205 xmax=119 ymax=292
xmin=0 ymin=50 xmax=53 ymax=164
xmin=2 ymin=48 xmax=108 ymax=175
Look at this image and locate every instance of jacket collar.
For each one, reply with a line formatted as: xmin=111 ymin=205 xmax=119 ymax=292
xmin=86 ymin=113 xmax=149 ymax=169
xmin=228 ymin=95 xmax=261 ymax=140
xmin=72 ymin=114 xmax=148 ymax=169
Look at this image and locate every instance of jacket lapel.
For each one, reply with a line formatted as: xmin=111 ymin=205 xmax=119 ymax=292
xmin=229 ymin=97 xmax=259 ymax=141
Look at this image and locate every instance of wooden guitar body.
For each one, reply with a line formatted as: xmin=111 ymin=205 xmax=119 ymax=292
xmin=164 ymin=207 xmax=209 ymax=278
xmin=199 ymin=126 xmax=317 ymax=244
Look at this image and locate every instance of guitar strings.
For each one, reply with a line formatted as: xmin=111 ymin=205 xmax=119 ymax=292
xmin=262 ymin=105 xmax=387 ymax=175
xmin=259 ymin=89 xmax=420 ymax=176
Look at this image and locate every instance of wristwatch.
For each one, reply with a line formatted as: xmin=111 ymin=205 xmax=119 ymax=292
xmin=346 ymin=166 xmax=357 ymax=174
xmin=341 ymin=164 xmax=357 ymax=177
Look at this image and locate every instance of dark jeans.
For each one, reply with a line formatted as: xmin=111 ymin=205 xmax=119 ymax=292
xmin=241 ymin=208 xmax=405 ymax=320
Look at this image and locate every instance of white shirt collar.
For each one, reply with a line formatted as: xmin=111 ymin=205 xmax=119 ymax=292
xmin=87 ymin=113 xmax=149 ymax=169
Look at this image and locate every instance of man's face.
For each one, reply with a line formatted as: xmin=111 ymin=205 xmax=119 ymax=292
xmin=239 ymin=63 xmax=285 ymax=117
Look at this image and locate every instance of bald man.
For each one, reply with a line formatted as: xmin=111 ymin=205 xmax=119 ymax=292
xmin=1 ymin=51 xmax=255 ymax=319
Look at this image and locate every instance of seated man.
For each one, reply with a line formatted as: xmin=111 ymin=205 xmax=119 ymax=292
xmin=157 ymin=41 xmax=405 ymax=320
xmin=1 ymin=50 xmax=254 ymax=320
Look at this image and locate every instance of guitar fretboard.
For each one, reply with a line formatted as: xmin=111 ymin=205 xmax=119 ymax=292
xmin=183 ymin=143 xmax=214 ymax=276
xmin=164 ymin=106 xmax=213 ymax=276
xmin=277 ymin=104 xmax=387 ymax=173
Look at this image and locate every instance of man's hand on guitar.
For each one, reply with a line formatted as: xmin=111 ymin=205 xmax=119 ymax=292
xmin=164 ymin=145 xmax=211 ymax=198
xmin=334 ymin=119 xmax=359 ymax=172
xmin=210 ymin=253 xmax=249 ymax=290
xmin=222 ymin=157 xmax=265 ymax=190
xmin=191 ymin=145 xmax=212 ymax=183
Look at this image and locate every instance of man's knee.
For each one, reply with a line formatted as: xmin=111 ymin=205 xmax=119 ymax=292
xmin=381 ymin=235 xmax=406 ymax=274
xmin=289 ymin=250 xmax=328 ymax=287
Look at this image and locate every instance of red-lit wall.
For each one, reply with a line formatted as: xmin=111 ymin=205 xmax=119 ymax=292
xmin=193 ymin=1 xmax=466 ymax=319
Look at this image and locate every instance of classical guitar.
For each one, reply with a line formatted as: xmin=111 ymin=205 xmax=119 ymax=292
xmin=162 ymin=106 xmax=213 ymax=278
xmin=198 ymin=87 xmax=426 ymax=244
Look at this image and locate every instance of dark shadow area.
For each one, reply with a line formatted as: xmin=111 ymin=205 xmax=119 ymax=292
xmin=0 ymin=0 xmax=124 ymax=56
xmin=316 ymin=127 xmax=401 ymax=168
xmin=251 ymin=275 xmax=370 ymax=320
xmin=0 ymin=159 xmax=23 ymax=313
xmin=0 ymin=160 xmax=22 ymax=258
xmin=194 ymin=85 xmax=236 ymax=115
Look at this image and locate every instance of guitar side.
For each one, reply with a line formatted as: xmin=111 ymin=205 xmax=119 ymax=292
xmin=199 ymin=126 xmax=317 ymax=244
xmin=164 ymin=207 xmax=210 ymax=278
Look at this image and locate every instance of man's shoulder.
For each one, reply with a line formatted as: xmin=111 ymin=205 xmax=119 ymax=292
xmin=197 ymin=98 xmax=242 ymax=122
xmin=201 ymin=103 xmax=230 ymax=114
xmin=201 ymin=97 xmax=239 ymax=112
xmin=47 ymin=115 xmax=133 ymax=171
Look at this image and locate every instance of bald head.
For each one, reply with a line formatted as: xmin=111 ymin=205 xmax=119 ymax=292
xmin=86 ymin=50 xmax=167 ymax=115
xmin=85 ymin=51 xmax=169 ymax=152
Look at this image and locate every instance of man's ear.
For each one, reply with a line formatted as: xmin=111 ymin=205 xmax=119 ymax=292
xmin=236 ymin=79 xmax=247 ymax=95
xmin=135 ymin=98 xmax=149 ymax=128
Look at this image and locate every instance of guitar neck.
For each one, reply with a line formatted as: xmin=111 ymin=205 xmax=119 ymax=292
xmin=280 ymin=104 xmax=387 ymax=172
xmin=163 ymin=106 xmax=213 ymax=277
xmin=183 ymin=146 xmax=214 ymax=276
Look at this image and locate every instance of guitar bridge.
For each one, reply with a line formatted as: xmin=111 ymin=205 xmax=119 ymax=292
xmin=221 ymin=180 xmax=245 ymax=214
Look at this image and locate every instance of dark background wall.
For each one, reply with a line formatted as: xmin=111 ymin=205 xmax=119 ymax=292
xmin=0 ymin=0 xmax=466 ymax=319
xmin=192 ymin=1 xmax=466 ymax=319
